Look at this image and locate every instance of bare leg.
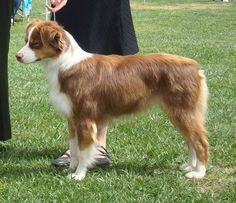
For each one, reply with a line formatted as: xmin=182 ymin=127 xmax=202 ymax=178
xmin=96 ymin=122 xmax=108 ymax=158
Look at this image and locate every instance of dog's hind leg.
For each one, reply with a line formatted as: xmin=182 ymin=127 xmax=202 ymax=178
xmin=170 ymin=109 xmax=209 ymax=179
xmin=180 ymin=141 xmax=197 ymax=172
xmin=184 ymin=121 xmax=208 ymax=179
xmin=163 ymin=69 xmax=208 ymax=179
xmin=183 ymin=71 xmax=209 ymax=179
xmin=67 ymin=118 xmax=97 ymax=181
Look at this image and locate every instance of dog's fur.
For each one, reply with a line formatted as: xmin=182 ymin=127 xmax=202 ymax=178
xmin=16 ymin=20 xmax=209 ymax=180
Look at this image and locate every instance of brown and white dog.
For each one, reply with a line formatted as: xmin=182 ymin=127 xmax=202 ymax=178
xmin=16 ymin=20 xmax=209 ymax=180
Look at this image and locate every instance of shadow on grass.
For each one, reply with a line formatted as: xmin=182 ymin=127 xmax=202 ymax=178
xmin=0 ymin=143 xmax=63 ymax=161
xmin=0 ymin=143 xmax=69 ymax=179
xmin=0 ymin=143 xmax=180 ymax=179
xmin=91 ymin=161 xmax=178 ymax=178
xmin=0 ymin=164 xmax=63 ymax=179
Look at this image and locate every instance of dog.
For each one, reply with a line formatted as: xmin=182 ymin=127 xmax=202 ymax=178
xmin=16 ymin=20 xmax=209 ymax=181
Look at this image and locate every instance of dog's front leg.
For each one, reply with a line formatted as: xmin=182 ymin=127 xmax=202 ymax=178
xmin=68 ymin=118 xmax=79 ymax=170
xmin=69 ymin=137 xmax=79 ymax=170
xmin=67 ymin=119 xmax=97 ymax=181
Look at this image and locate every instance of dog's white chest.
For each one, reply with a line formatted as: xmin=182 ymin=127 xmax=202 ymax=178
xmin=45 ymin=68 xmax=72 ymax=118
xmin=50 ymin=88 xmax=72 ymax=117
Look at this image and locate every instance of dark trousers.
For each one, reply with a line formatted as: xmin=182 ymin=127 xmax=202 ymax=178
xmin=0 ymin=1 xmax=12 ymax=141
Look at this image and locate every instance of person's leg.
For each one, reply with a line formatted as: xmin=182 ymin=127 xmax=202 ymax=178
xmin=93 ymin=123 xmax=110 ymax=167
xmin=96 ymin=123 xmax=108 ymax=157
xmin=0 ymin=0 xmax=12 ymax=141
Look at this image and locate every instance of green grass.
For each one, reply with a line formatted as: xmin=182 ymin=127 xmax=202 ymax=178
xmin=1 ymin=0 xmax=236 ymax=202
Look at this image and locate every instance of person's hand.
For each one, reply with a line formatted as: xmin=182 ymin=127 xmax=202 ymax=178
xmin=46 ymin=0 xmax=68 ymax=13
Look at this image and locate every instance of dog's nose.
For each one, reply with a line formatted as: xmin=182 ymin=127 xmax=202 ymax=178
xmin=16 ymin=52 xmax=24 ymax=62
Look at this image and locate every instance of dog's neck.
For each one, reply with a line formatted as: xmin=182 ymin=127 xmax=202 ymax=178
xmin=42 ymin=31 xmax=92 ymax=87
xmin=43 ymin=31 xmax=92 ymax=72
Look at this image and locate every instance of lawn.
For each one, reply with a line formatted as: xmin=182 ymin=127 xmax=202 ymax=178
xmin=1 ymin=0 xmax=236 ymax=202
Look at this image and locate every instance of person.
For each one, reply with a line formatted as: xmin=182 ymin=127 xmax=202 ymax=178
xmin=0 ymin=1 xmax=12 ymax=142
xmin=47 ymin=0 xmax=139 ymax=167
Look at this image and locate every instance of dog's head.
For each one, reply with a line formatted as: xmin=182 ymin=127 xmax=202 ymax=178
xmin=16 ymin=20 xmax=69 ymax=64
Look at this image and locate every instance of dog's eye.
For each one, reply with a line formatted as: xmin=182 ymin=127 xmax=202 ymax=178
xmin=30 ymin=42 xmax=41 ymax=49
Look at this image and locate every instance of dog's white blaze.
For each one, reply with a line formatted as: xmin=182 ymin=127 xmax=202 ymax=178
xmin=17 ymin=27 xmax=38 ymax=64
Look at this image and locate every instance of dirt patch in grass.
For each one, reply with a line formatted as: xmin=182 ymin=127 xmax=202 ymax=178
xmin=131 ymin=3 xmax=229 ymax=11
xmin=197 ymin=166 xmax=236 ymax=193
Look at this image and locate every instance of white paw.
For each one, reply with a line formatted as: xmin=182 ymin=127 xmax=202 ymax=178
xmin=180 ymin=163 xmax=194 ymax=172
xmin=185 ymin=171 xmax=205 ymax=179
xmin=67 ymin=173 xmax=85 ymax=181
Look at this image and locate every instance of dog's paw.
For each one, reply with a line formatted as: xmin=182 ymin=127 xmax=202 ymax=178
xmin=185 ymin=171 xmax=205 ymax=179
xmin=180 ymin=163 xmax=194 ymax=172
xmin=67 ymin=173 xmax=85 ymax=181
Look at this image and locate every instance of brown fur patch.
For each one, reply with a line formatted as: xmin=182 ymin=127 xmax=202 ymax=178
xmin=60 ymin=53 xmax=201 ymax=119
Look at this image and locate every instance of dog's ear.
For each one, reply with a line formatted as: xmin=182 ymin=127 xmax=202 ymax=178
xmin=40 ymin=26 xmax=65 ymax=51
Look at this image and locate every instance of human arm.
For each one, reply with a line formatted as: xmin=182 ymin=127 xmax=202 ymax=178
xmin=46 ymin=0 xmax=68 ymax=13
